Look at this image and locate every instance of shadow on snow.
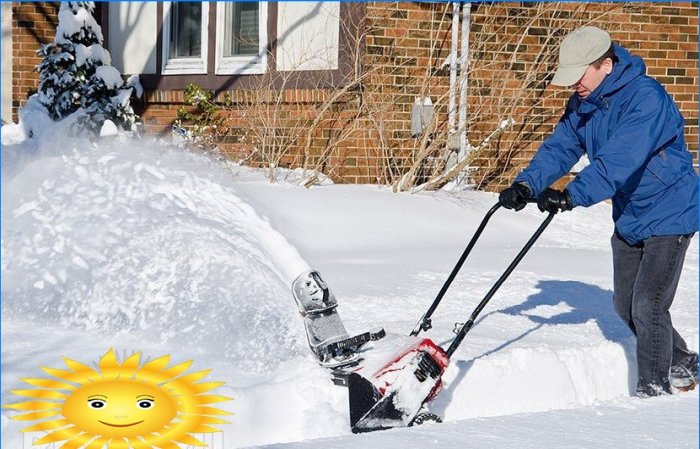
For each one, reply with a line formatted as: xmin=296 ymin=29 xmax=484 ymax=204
xmin=434 ymin=279 xmax=637 ymax=413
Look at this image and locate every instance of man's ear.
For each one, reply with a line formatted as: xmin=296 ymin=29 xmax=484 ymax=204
xmin=603 ymin=58 xmax=614 ymax=75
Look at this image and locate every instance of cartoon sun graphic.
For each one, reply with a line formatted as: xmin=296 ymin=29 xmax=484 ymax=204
xmin=5 ymin=349 xmax=232 ymax=449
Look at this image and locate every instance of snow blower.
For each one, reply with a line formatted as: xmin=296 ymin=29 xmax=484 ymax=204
xmin=346 ymin=201 xmax=556 ymax=433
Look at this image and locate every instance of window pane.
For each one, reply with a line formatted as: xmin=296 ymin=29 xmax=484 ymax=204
xmin=169 ymin=2 xmax=202 ymax=59
xmin=224 ymin=2 xmax=259 ymax=57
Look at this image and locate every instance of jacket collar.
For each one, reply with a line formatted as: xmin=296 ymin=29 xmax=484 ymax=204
xmin=571 ymin=44 xmax=645 ymax=115
xmin=576 ymin=78 xmax=613 ymax=114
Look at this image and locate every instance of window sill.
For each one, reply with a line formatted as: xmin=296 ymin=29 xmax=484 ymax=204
xmin=215 ymin=56 xmax=267 ymax=75
xmin=162 ymin=58 xmax=208 ymax=75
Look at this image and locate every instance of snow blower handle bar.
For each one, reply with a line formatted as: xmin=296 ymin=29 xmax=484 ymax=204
xmin=446 ymin=207 xmax=554 ymax=356
xmin=410 ymin=200 xmax=551 ymax=338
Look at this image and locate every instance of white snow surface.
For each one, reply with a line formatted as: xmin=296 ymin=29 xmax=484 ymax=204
xmin=1 ymin=134 xmax=698 ymax=449
xmin=99 ymin=119 xmax=118 ymax=137
xmin=1 ymin=96 xmax=56 ymax=146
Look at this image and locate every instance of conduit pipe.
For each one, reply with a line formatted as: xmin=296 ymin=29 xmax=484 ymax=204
xmin=448 ymin=1 xmax=460 ymax=137
xmin=458 ymin=3 xmax=471 ymax=158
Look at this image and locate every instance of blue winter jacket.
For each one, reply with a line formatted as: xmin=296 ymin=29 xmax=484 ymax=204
xmin=515 ymin=44 xmax=698 ymax=244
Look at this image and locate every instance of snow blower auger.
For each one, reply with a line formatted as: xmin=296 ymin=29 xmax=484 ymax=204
xmin=292 ymin=270 xmax=386 ymax=369
xmin=347 ymin=200 xmax=556 ymax=433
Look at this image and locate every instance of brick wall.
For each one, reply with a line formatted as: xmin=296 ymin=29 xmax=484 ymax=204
xmin=351 ymin=2 xmax=453 ymax=184
xmin=11 ymin=2 xmax=59 ymax=120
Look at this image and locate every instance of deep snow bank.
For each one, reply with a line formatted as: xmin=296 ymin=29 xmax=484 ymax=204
xmin=1 ymin=138 xmax=310 ymax=371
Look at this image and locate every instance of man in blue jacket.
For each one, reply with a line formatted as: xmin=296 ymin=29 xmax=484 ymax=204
xmin=499 ymin=26 xmax=698 ymax=397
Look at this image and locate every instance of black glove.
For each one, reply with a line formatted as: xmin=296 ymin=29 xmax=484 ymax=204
xmin=537 ymin=188 xmax=573 ymax=213
xmin=499 ymin=183 xmax=531 ymax=211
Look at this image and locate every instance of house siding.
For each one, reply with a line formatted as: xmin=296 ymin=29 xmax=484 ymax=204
xmin=9 ymin=2 xmax=698 ymax=192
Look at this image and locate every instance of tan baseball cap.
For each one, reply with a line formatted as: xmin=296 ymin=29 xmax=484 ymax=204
xmin=551 ymin=26 xmax=612 ymax=87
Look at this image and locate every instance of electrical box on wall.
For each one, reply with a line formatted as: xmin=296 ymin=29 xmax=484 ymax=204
xmin=411 ymin=97 xmax=433 ymax=138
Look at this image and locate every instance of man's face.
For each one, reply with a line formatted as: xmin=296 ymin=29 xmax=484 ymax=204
xmin=571 ymin=58 xmax=613 ymax=98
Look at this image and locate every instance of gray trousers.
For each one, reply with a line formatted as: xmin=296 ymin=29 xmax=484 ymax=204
xmin=611 ymin=232 xmax=695 ymax=395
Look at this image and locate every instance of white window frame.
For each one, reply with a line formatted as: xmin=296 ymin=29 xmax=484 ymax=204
xmin=215 ymin=2 xmax=268 ymax=75
xmin=161 ymin=2 xmax=209 ymax=75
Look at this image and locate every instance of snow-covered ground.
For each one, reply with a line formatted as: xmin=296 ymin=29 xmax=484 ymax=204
xmin=1 ymin=131 xmax=698 ymax=449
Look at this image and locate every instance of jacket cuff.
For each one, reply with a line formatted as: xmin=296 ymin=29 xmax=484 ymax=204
xmin=566 ymin=185 xmax=584 ymax=208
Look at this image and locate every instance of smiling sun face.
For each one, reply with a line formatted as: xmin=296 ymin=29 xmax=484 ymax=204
xmin=62 ymin=379 xmax=178 ymax=438
xmin=4 ymin=349 xmax=232 ymax=449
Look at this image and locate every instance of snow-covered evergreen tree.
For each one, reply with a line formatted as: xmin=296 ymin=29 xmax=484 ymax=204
xmin=35 ymin=2 xmax=138 ymax=136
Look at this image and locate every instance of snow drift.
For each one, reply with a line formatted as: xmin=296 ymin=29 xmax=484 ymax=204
xmin=2 ymin=138 xmax=310 ymax=372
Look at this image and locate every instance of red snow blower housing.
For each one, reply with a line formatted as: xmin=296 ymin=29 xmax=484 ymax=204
xmin=346 ymin=201 xmax=556 ymax=433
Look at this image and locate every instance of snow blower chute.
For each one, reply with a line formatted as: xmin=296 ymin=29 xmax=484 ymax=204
xmin=347 ymin=201 xmax=556 ymax=433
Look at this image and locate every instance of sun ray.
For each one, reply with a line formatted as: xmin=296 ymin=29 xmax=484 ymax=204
xmin=11 ymin=389 xmax=68 ymax=400
xmin=3 ymin=400 xmax=61 ymax=411
xmin=98 ymin=349 xmax=122 ymax=379
xmin=7 ymin=410 xmax=61 ymax=421
xmin=157 ymin=443 xmax=181 ymax=449
xmin=106 ymin=437 xmax=129 ymax=449
xmin=160 ymin=360 xmax=193 ymax=380
xmin=63 ymin=357 xmax=100 ymax=377
xmin=172 ymin=369 xmax=212 ymax=385
xmin=157 ymin=424 xmax=191 ymax=442
xmin=34 ymin=424 xmax=83 ymax=445
xmin=128 ymin=436 xmax=154 ymax=449
xmin=190 ymin=406 xmax=234 ymax=416
xmin=83 ymin=436 xmax=110 ymax=449
xmin=187 ymin=381 xmax=226 ymax=394
xmin=118 ymin=352 xmax=142 ymax=377
xmin=41 ymin=367 xmax=94 ymax=385
xmin=188 ymin=424 xmax=222 ymax=434
xmin=140 ymin=355 xmax=171 ymax=373
xmin=193 ymin=416 xmax=230 ymax=425
xmin=21 ymin=418 xmax=71 ymax=432
xmin=176 ymin=415 xmax=230 ymax=427
xmin=41 ymin=366 xmax=76 ymax=380
xmin=193 ymin=394 xmax=232 ymax=404
xmin=57 ymin=432 xmax=94 ymax=449
xmin=21 ymin=377 xmax=77 ymax=390
xmin=134 ymin=370 xmax=169 ymax=385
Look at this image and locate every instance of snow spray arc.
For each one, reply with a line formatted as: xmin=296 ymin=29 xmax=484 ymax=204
xmin=3 ymin=349 xmax=232 ymax=449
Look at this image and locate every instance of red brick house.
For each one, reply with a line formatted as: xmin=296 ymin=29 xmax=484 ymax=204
xmin=4 ymin=2 xmax=698 ymax=191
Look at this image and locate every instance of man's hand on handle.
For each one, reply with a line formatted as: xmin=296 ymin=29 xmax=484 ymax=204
xmin=537 ymin=188 xmax=573 ymax=213
xmin=498 ymin=183 xmax=531 ymax=211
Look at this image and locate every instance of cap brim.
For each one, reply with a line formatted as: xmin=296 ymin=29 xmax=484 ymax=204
xmin=551 ymin=65 xmax=588 ymax=87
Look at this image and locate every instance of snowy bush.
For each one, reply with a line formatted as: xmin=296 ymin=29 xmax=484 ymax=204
xmin=35 ymin=1 xmax=138 ymax=137
xmin=173 ymin=83 xmax=229 ymax=153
